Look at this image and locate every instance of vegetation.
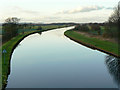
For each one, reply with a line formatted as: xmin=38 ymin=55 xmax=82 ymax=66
xmin=1 ymin=18 xmax=69 ymax=89
xmin=2 ymin=17 xmax=20 ymax=43
xmin=105 ymin=2 xmax=119 ymax=41
xmin=1 ymin=2 xmax=119 ymax=89
xmin=0 ymin=26 xmax=2 ymax=35
xmin=91 ymin=24 xmax=101 ymax=35
xmin=1 ymin=31 xmax=39 ymax=88
xmin=41 ymin=25 xmax=68 ymax=31
xmin=73 ymin=2 xmax=120 ymax=41
xmin=65 ymin=30 xmax=119 ymax=56
xmin=74 ymin=24 xmax=103 ymax=35
xmin=108 ymin=3 xmax=120 ymax=24
xmin=103 ymin=26 xmax=118 ymax=39
xmin=2 ymin=17 xmax=69 ymax=43
xmin=65 ymin=2 xmax=120 ymax=57
xmin=75 ymin=24 xmax=89 ymax=32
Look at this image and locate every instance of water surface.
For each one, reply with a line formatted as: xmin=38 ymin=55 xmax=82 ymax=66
xmin=7 ymin=27 xmax=120 ymax=88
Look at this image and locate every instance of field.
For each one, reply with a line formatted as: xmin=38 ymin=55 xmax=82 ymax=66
xmin=16 ymin=25 xmax=67 ymax=34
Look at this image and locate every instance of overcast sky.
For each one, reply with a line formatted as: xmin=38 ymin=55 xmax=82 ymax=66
xmin=0 ymin=0 xmax=119 ymax=23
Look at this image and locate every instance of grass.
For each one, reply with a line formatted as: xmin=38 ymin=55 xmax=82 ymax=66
xmin=41 ymin=25 xmax=67 ymax=30
xmin=0 ymin=25 xmax=68 ymax=89
xmin=64 ymin=30 xmax=119 ymax=56
xmin=1 ymin=31 xmax=37 ymax=89
xmin=18 ymin=29 xmax=37 ymax=33
xmin=16 ymin=25 xmax=67 ymax=34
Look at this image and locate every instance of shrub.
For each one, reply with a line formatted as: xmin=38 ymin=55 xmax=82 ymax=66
xmin=75 ymin=25 xmax=89 ymax=32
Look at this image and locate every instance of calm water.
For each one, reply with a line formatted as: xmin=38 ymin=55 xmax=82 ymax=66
xmin=7 ymin=27 xmax=120 ymax=88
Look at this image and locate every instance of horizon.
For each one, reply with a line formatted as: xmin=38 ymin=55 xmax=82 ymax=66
xmin=0 ymin=0 xmax=119 ymax=23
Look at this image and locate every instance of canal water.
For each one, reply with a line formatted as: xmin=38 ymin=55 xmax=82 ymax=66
xmin=7 ymin=27 xmax=120 ymax=88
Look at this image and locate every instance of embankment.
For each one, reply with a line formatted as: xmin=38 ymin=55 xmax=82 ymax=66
xmin=64 ymin=30 xmax=120 ymax=58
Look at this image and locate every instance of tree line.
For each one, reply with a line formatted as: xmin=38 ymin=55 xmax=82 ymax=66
xmin=74 ymin=2 xmax=120 ymax=42
xmin=2 ymin=17 xmax=20 ymax=42
xmin=2 ymin=17 xmax=42 ymax=43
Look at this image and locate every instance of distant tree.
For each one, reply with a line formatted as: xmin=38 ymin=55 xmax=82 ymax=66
xmin=75 ymin=24 xmax=89 ymax=32
xmin=74 ymin=25 xmax=81 ymax=30
xmin=5 ymin=17 xmax=20 ymax=24
xmin=2 ymin=17 xmax=20 ymax=42
xmin=91 ymin=25 xmax=101 ymax=35
xmin=23 ymin=23 xmax=28 ymax=29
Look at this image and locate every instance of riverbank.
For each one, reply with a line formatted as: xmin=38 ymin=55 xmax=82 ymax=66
xmin=64 ymin=30 xmax=120 ymax=58
xmin=1 ymin=26 xmax=69 ymax=89
xmin=1 ymin=31 xmax=41 ymax=89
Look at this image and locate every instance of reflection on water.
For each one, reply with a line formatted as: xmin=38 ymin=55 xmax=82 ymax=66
xmin=105 ymin=55 xmax=120 ymax=89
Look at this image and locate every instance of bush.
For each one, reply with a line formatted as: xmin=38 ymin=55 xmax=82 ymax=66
xmin=2 ymin=23 xmax=19 ymax=42
xmin=75 ymin=25 xmax=89 ymax=32
xmin=103 ymin=25 xmax=118 ymax=39
xmin=91 ymin=25 xmax=101 ymax=35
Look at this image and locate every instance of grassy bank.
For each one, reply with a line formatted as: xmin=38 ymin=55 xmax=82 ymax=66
xmin=64 ymin=30 xmax=119 ymax=57
xmin=1 ymin=25 xmax=68 ymax=89
xmin=1 ymin=31 xmax=43 ymax=89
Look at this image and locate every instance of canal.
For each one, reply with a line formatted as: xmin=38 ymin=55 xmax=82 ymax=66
xmin=7 ymin=27 xmax=120 ymax=88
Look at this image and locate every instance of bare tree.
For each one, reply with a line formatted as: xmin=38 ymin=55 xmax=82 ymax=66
xmin=107 ymin=2 xmax=120 ymax=43
xmin=5 ymin=17 xmax=20 ymax=24
xmin=109 ymin=2 xmax=120 ymax=24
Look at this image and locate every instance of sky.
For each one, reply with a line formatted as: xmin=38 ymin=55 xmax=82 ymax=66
xmin=0 ymin=0 xmax=119 ymax=23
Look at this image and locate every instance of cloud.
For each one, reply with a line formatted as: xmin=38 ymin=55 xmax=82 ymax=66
xmin=57 ymin=6 xmax=113 ymax=14
xmin=1 ymin=6 xmax=113 ymax=23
